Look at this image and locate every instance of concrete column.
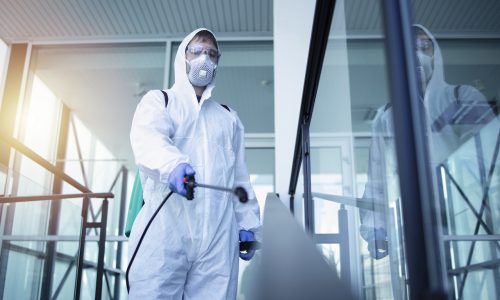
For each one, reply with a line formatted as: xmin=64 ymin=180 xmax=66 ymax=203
xmin=273 ymin=0 xmax=315 ymax=208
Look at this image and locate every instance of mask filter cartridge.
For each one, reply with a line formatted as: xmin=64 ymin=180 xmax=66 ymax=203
xmin=186 ymin=54 xmax=217 ymax=87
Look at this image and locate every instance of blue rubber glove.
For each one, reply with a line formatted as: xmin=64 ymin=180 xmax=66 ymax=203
xmin=239 ymin=230 xmax=256 ymax=261
xmin=366 ymin=228 xmax=389 ymax=260
xmin=168 ymin=163 xmax=195 ymax=197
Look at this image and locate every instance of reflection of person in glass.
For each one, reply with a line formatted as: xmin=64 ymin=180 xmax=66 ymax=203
xmin=359 ymin=24 xmax=496 ymax=259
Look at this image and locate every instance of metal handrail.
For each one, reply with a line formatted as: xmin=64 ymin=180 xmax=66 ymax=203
xmin=0 ymin=235 xmax=128 ymax=242
xmin=311 ymin=192 xmax=385 ymax=211
xmin=287 ymin=0 xmax=336 ymax=205
xmin=0 ymin=192 xmax=113 ymax=204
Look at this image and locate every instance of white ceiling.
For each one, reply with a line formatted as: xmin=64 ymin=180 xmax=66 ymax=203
xmin=1 ymin=0 xmax=499 ymax=43
xmin=0 ymin=0 xmax=273 ymax=43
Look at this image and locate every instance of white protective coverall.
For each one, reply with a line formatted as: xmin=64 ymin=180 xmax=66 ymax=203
xmin=360 ymin=24 xmax=496 ymax=243
xmin=128 ymin=28 xmax=261 ymax=299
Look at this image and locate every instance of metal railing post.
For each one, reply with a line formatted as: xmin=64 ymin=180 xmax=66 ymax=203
xmin=302 ymin=123 xmax=314 ymax=234
xmin=74 ymin=197 xmax=89 ymax=300
xmin=95 ymin=198 xmax=108 ymax=300
xmin=339 ymin=205 xmax=350 ymax=285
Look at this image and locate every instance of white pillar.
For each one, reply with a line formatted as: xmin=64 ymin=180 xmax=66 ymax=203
xmin=274 ymin=0 xmax=316 ymax=208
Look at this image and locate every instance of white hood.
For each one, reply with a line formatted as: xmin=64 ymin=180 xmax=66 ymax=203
xmin=413 ymin=24 xmax=450 ymax=122
xmin=171 ymin=28 xmax=219 ymax=106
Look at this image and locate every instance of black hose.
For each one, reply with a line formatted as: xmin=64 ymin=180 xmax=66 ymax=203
xmin=126 ymin=191 xmax=173 ymax=293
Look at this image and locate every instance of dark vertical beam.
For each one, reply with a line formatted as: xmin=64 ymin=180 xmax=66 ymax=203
xmin=40 ymin=105 xmax=70 ymax=300
xmin=114 ymin=167 xmax=128 ymax=299
xmin=288 ymin=0 xmax=336 ymax=206
xmin=380 ymin=0 xmax=448 ymax=298
xmin=0 ymin=43 xmax=28 ymax=298
xmin=302 ymin=123 xmax=314 ymax=234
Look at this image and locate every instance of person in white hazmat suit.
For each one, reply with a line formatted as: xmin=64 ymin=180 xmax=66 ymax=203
xmin=359 ymin=24 xmax=497 ymax=260
xmin=128 ymin=28 xmax=261 ymax=299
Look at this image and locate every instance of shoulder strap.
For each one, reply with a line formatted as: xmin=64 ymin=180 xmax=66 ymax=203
xmin=221 ymin=104 xmax=230 ymax=112
xmin=454 ymin=85 xmax=460 ymax=104
xmin=160 ymin=90 xmax=169 ymax=107
xmin=161 ymin=90 xmax=226 ymax=112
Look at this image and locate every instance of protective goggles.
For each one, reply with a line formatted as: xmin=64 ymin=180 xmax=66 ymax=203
xmin=415 ymin=38 xmax=433 ymax=56
xmin=186 ymin=45 xmax=221 ymax=61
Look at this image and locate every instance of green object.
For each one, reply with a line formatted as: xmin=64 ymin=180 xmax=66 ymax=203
xmin=125 ymin=172 xmax=144 ymax=237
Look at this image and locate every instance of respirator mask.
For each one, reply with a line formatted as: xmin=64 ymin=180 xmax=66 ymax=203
xmin=186 ymin=46 xmax=219 ymax=87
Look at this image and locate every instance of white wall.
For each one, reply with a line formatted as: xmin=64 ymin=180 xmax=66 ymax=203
xmin=274 ymin=0 xmax=316 ymax=206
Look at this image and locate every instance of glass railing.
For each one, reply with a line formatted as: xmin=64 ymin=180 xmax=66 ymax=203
xmin=288 ymin=0 xmax=500 ymax=299
xmin=439 ymin=117 xmax=500 ymax=299
xmin=287 ymin=0 xmax=411 ymax=298
xmin=287 ymin=0 xmax=366 ymax=297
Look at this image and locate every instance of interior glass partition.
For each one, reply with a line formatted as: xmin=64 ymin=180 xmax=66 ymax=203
xmin=0 ymin=62 xmax=62 ymax=299
xmin=0 ymin=164 xmax=52 ymax=300
xmin=304 ymin=0 xmax=408 ymax=298
xmin=32 ymin=43 xmax=165 ymax=299
xmin=411 ymin=2 xmax=500 ymax=298
xmin=1 ymin=42 xmax=166 ymax=299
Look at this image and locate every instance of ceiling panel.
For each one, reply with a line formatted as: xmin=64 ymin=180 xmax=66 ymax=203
xmin=1 ymin=0 xmax=499 ymax=43
xmin=0 ymin=0 xmax=274 ymax=43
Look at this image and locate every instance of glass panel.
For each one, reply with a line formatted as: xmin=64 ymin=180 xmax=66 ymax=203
xmin=411 ymin=2 xmax=500 ymax=299
xmin=170 ymin=41 xmax=274 ymax=134
xmin=246 ymin=148 xmax=275 ymax=218
xmin=30 ymin=42 xmax=165 ymax=178
xmin=318 ymin=243 xmax=341 ymax=275
xmin=0 ymin=43 xmax=161 ymax=300
xmin=7 ymin=169 xmax=52 ymax=236
xmin=309 ymin=0 xmax=406 ymax=298
xmin=6 ymin=75 xmax=60 ymax=237
xmin=2 ymin=241 xmax=44 ymax=299
xmin=53 ymin=260 xmax=76 ymax=299
xmin=311 ymin=147 xmax=342 ymax=234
